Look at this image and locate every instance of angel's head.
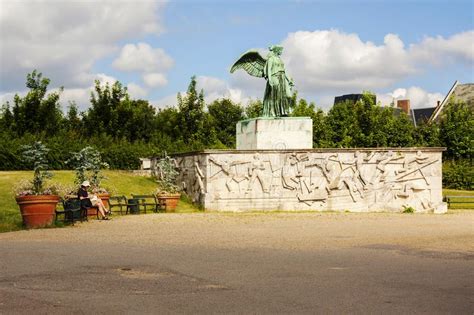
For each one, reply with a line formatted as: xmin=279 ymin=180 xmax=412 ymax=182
xmin=269 ymin=45 xmax=283 ymax=55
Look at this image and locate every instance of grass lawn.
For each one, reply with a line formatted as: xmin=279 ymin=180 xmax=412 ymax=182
xmin=1 ymin=171 xmax=472 ymax=233
xmin=0 ymin=170 xmax=200 ymax=233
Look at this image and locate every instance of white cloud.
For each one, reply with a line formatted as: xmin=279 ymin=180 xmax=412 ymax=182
xmin=196 ymin=75 xmax=253 ymax=105
xmin=143 ymin=73 xmax=168 ymax=87
xmin=153 ymin=93 xmax=180 ymax=109
xmin=281 ymin=30 xmax=415 ymax=92
xmin=410 ymin=31 xmax=474 ymax=65
xmin=113 ymin=43 xmax=174 ymax=73
xmin=127 ymin=83 xmax=148 ymax=99
xmin=377 ymin=87 xmax=444 ymax=108
xmin=0 ymin=0 xmax=167 ymax=92
xmin=280 ymin=29 xmax=473 ymax=95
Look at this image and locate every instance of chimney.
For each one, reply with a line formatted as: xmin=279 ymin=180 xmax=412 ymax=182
xmin=397 ymin=99 xmax=410 ymax=114
xmin=437 ymin=100 xmax=440 ymax=107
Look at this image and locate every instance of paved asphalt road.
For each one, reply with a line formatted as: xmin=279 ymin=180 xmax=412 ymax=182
xmin=0 ymin=212 xmax=473 ymax=314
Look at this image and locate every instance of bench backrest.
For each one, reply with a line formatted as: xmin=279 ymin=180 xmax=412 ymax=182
xmin=131 ymin=194 xmax=158 ymax=204
xmin=62 ymin=198 xmax=81 ymax=211
xmin=109 ymin=195 xmax=127 ymax=205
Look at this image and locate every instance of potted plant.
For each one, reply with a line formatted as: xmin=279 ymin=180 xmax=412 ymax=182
xmin=67 ymin=146 xmax=111 ymax=213
xmin=15 ymin=142 xmax=60 ymax=228
xmin=154 ymin=153 xmax=181 ymax=212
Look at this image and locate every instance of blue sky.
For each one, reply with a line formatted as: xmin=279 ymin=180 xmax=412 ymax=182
xmin=1 ymin=0 xmax=473 ymax=110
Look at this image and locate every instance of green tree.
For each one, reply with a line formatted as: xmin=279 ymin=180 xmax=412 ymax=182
xmin=86 ymin=80 xmax=128 ymax=137
xmin=439 ymin=99 xmax=473 ymax=160
xmin=208 ymin=98 xmax=244 ymax=148
xmin=177 ymin=76 xmax=207 ymax=143
xmin=11 ymin=70 xmax=63 ymax=136
xmin=325 ymin=99 xmax=359 ymax=147
xmin=244 ymin=99 xmax=263 ymax=118
xmin=0 ymin=103 xmax=14 ymax=132
xmin=413 ymin=120 xmax=440 ymax=147
xmin=291 ymin=98 xmax=329 ymax=147
xmin=64 ymin=101 xmax=83 ymax=134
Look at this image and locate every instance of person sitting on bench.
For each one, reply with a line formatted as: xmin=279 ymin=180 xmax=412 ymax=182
xmin=77 ymin=181 xmax=110 ymax=220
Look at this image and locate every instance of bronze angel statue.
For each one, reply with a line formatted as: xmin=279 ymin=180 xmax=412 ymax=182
xmin=230 ymin=45 xmax=294 ymax=117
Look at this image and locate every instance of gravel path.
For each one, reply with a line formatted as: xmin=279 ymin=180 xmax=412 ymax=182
xmin=1 ymin=211 xmax=473 ymax=314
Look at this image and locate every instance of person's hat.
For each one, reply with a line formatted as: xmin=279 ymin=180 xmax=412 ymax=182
xmin=81 ymin=180 xmax=90 ymax=187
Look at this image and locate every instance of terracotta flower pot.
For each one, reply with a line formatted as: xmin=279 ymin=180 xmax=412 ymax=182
xmin=157 ymin=193 xmax=180 ymax=212
xmin=16 ymin=195 xmax=60 ymax=229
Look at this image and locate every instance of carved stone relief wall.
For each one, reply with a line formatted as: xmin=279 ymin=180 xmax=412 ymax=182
xmin=174 ymin=149 xmax=446 ymax=213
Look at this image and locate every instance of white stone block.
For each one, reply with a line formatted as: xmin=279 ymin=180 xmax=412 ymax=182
xmin=175 ymin=148 xmax=445 ymax=213
xmin=236 ymin=117 xmax=312 ymax=150
xmin=433 ymin=202 xmax=448 ymax=214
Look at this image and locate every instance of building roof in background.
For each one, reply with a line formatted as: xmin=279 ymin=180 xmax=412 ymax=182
xmin=411 ymin=107 xmax=436 ymax=127
xmin=429 ymin=81 xmax=474 ymax=122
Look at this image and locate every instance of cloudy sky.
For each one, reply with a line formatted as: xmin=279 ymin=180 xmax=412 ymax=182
xmin=0 ymin=0 xmax=473 ymax=112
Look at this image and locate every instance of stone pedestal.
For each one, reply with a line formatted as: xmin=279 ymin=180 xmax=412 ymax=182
xmin=236 ymin=117 xmax=312 ymax=150
xmin=174 ymin=148 xmax=447 ymax=214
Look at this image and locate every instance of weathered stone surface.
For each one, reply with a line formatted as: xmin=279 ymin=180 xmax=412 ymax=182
xmin=174 ymin=148 xmax=447 ymax=213
xmin=236 ymin=117 xmax=312 ymax=150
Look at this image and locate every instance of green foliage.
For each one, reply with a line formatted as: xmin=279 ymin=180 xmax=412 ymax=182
xmin=325 ymin=92 xmax=416 ymax=148
xmin=154 ymin=154 xmax=179 ymax=194
xmin=413 ymin=120 xmax=441 ymax=147
xmin=402 ymin=205 xmax=415 ymax=213
xmin=442 ymin=160 xmax=473 ymax=190
xmin=439 ymin=99 xmax=473 ymax=160
xmin=67 ymin=146 xmax=109 ymax=189
xmin=244 ymin=99 xmax=263 ymax=118
xmin=177 ymin=76 xmax=206 ymax=143
xmin=290 ymin=98 xmax=330 ymax=147
xmin=18 ymin=141 xmax=54 ymax=195
xmin=208 ymin=98 xmax=244 ymax=148
xmin=1 ymin=70 xmax=472 ymax=174
xmin=9 ymin=70 xmax=63 ymax=137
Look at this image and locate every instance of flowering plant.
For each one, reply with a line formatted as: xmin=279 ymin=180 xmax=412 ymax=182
xmin=67 ymin=146 xmax=110 ymax=193
xmin=154 ymin=153 xmax=180 ymax=194
xmin=15 ymin=142 xmax=58 ymax=196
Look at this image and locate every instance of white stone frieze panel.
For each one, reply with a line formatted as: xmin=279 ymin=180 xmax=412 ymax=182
xmin=173 ymin=148 xmax=446 ymax=213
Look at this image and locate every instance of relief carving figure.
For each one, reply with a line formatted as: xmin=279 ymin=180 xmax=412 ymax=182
xmin=247 ymin=153 xmax=270 ymax=193
xmin=320 ymin=154 xmax=364 ymax=202
xmin=209 ymin=157 xmax=249 ymax=192
xmin=281 ymin=153 xmax=303 ymax=191
xmin=343 ymin=151 xmax=376 ymax=187
xmin=371 ymin=151 xmax=404 ymax=184
xmin=193 ymin=156 xmax=205 ymax=195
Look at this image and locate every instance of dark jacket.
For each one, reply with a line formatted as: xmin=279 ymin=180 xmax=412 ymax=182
xmin=78 ymin=187 xmax=93 ymax=208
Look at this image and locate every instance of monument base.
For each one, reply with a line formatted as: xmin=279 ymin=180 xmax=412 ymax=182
xmin=236 ymin=117 xmax=312 ymax=150
xmin=174 ymin=148 xmax=447 ymax=214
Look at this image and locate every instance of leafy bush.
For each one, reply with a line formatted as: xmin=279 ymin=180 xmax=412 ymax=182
xmin=402 ymin=205 xmax=415 ymax=213
xmin=443 ymin=160 xmax=473 ymax=190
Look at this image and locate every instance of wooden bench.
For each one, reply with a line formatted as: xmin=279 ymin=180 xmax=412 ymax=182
xmin=131 ymin=194 xmax=164 ymax=214
xmin=55 ymin=197 xmax=87 ymax=224
xmin=109 ymin=195 xmax=130 ymax=215
xmin=443 ymin=195 xmax=474 ymax=208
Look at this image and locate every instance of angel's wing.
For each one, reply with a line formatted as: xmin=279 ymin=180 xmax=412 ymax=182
xmin=230 ymin=50 xmax=266 ymax=78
